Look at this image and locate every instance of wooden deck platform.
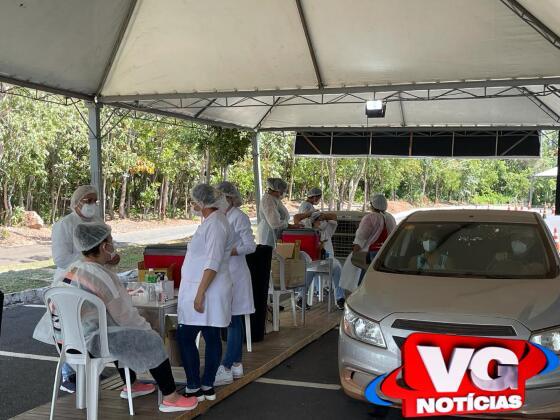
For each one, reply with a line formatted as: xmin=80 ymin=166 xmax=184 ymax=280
xmin=13 ymin=302 xmax=341 ymax=420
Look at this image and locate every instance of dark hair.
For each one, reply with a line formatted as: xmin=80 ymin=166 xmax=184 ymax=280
xmin=82 ymin=238 xmax=108 ymax=257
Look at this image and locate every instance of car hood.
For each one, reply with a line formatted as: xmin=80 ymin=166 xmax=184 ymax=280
xmin=347 ymin=270 xmax=560 ymax=332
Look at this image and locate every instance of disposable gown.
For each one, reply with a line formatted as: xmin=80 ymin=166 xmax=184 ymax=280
xmin=51 ymin=211 xmax=102 ymax=283
xmin=257 ymin=193 xmax=289 ymax=247
xmin=352 ymin=212 xmax=397 ymax=251
xmin=63 ymin=261 xmax=167 ymax=372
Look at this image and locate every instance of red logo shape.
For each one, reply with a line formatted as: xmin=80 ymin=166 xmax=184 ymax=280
xmin=377 ymin=333 xmax=548 ymax=417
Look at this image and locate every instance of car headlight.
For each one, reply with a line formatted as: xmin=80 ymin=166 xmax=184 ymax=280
xmin=343 ymin=305 xmax=386 ymax=348
xmin=530 ymin=327 xmax=560 ymax=353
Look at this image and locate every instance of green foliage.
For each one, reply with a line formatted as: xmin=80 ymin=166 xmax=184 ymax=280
xmin=0 ymin=89 xmax=558 ymax=226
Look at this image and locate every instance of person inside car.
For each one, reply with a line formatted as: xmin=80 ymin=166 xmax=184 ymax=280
xmin=409 ymin=230 xmax=454 ymax=271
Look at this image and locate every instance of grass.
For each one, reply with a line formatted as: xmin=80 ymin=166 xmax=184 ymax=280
xmin=0 ymin=245 xmax=145 ymax=295
xmin=0 ymin=268 xmax=53 ymax=293
xmin=116 ymin=245 xmax=144 ymax=271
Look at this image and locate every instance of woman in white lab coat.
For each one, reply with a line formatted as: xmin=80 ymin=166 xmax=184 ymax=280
xmin=177 ymin=184 xmax=234 ymax=402
xmin=257 ymin=177 xmax=310 ymax=247
xmin=213 ymin=182 xmax=256 ymax=386
xmin=41 ymin=184 xmax=119 ymax=393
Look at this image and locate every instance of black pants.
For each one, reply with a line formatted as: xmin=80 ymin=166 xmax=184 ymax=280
xmin=115 ymin=359 xmax=176 ymax=396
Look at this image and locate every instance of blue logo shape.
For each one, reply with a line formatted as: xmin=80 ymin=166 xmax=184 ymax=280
xmin=531 ymin=343 xmax=560 ymax=376
xmin=364 ymin=373 xmax=392 ymax=406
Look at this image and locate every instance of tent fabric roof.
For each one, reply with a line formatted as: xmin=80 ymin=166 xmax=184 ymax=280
xmin=1 ymin=0 xmax=560 ymax=131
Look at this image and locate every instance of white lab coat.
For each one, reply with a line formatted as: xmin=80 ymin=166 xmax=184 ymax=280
xmin=257 ymin=193 xmax=289 ymax=247
xmin=226 ymin=207 xmax=256 ymax=315
xmin=352 ymin=212 xmax=397 ymax=251
xmin=51 ymin=211 xmax=102 ymax=283
xmin=178 ymin=210 xmax=234 ymax=328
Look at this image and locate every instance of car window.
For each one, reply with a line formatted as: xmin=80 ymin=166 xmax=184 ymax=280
xmin=375 ymin=221 xmax=556 ymax=279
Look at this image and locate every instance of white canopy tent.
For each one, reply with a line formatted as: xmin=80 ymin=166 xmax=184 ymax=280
xmin=1 ymin=0 xmax=560 ymax=213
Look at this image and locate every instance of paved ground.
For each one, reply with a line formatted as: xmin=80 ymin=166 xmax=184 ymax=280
xmin=0 ymin=303 xmax=463 ymax=420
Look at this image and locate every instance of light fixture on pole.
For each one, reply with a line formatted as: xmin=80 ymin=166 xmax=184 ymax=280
xmin=365 ymin=100 xmax=386 ymax=118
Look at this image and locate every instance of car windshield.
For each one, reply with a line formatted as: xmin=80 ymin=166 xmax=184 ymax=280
xmin=375 ymin=221 xmax=556 ymax=279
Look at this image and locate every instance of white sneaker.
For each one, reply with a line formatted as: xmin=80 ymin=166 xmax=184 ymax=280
xmin=231 ymin=363 xmax=244 ymax=379
xmin=213 ymin=365 xmax=233 ymax=386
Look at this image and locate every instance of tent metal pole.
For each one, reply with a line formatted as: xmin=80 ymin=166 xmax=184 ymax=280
xmin=86 ymin=101 xmax=105 ymax=218
xmin=556 ymin=131 xmax=560 ymax=215
xmin=252 ymin=132 xmax=263 ymax=223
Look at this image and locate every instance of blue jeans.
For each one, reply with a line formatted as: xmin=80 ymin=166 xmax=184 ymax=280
xmin=61 ymin=362 xmax=74 ymax=380
xmin=222 ymin=315 xmax=243 ymax=369
xmin=177 ymin=324 xmax=222 ymax=389
xmin=330 ymin=259 xmax=345 ymax=301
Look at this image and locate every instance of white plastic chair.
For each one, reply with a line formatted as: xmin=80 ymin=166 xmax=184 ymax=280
xmin=306 ymin=258 xmax=335 ymax=310
xmin=268 ymin=250 xmax=308 ymax=331
xmin=44 ymin=287 xmax=134 ymax=420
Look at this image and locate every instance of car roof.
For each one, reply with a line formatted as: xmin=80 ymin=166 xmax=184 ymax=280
xmin=405 ymin=209 xmax=540 ymax=224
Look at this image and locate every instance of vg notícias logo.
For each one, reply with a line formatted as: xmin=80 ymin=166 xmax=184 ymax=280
xmin=365 ymin=333 xmax=559 ymax=417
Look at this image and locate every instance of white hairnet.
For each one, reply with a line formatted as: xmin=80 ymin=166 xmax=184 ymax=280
xmin=307 ymin=188 xmax=322 ymax=197
xmin=370 ymin=194 xmax=388 ymax=212
xmin=70 ymin=185 xmax=98 ymax=210
xmin=267 ymin=178 xmax=288 ymax=193
xmin=192 ymin=183 xmax=225 ymax=209
xmin=216 ymin=181 xmax=242 ymax=207
xmin=74 ymin=222 xmax=111 ymax=252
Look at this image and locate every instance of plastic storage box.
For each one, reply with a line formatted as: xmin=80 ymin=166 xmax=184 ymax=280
xmin=143 ymin=244 xmax=188 ymax=288
xmin=280 ymin=228 xmax=321 ymax=260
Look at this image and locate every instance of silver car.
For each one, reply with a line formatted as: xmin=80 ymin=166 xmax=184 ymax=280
xmin=339 ymin=210 xmax=560 ymax=416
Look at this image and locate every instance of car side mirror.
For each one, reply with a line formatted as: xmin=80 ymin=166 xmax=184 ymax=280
xmin=351 ymin=251 xmax=370 ymax=270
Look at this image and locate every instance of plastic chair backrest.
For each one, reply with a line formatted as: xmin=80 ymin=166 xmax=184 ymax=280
xmin=44 ymin=287 xmax=111 ymax=360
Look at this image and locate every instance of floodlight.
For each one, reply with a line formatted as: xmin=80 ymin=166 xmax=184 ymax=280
xmin=365 ymin=100 xmax=386 ymax=118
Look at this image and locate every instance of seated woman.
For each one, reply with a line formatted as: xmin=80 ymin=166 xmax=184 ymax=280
xmin=66 ymin=222 xmax=197 ymax=413
xmin=409 ymin=230 xmax=454 ymax=271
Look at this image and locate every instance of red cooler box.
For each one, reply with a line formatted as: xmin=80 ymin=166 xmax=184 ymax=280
xmin=280 ymin=229 xmax=321 ymax=260
xmin=143 ymin=244 xmax=188 ymax=288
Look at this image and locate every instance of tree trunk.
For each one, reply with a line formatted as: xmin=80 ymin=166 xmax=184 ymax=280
xmin=205 ymin=147 xmax=211 ymax=183
xmin=160 ymin=176 xmax=169 ymax=220
xmin=127 ymin=176 xmax=133 ymax=218
xmin=51 ymin=183 xmax=62 ymax=224
xmin=328 ymin=158 xmax=336 ymax=211
xmin=3 ymin=180 xmax=12 ymax=226
xmin=119 ymin=173 xmax=128 ymax=220
xmin=287 ymin=155 xmax=295 ymax=201
xmin=26 ymin=176 xmax=34 ymax=210
xmin=347 ymin=161 xmax=366 ymax=210
xmin=107 ymin=183 xmax=115 ymax=220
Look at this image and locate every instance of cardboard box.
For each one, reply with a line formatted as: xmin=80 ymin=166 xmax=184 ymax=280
xmin=137 ymin=261 xmax=174 ymax=282
xmin=275 ymin=242 xmax=297 ymax=259
xmin=271 ymin=240 xmax=305 ymax=288
xmin=164 ymin=314 xmax=182 ymax=367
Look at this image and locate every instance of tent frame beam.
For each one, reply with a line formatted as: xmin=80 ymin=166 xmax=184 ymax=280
xmin=98 ymin=77 xmax=560 ymax=103
xmin=518 ymin=87 xmax=560 ymax=123
xmin=500 ymin=0 xmax=560 ymax=51
xmin=96 ymin=0 xmax=138 ymax=96
xmin=0 ymin=75 xmax=92 ymax=101
xmin=295 ymin=0 xmax=324 ymax=89
xmin=260 ymin=126 xmax=558 ymax=133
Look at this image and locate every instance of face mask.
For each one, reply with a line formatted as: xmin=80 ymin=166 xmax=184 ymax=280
xmin=511 ymin=240 xmax=528 ymax=255
xmin=80 ymin=203 xmax=98 ymax=219
xmin=422 ymin=240 xmax=437 ymax=253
